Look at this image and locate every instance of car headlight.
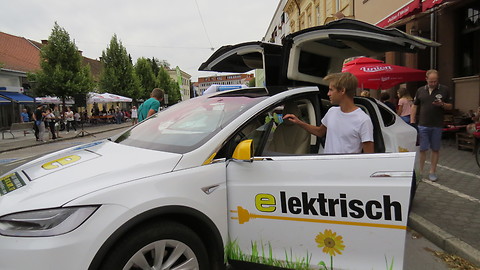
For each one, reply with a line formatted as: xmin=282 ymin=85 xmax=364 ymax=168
xmin=0 ymin=206 xmax=98 ymax=237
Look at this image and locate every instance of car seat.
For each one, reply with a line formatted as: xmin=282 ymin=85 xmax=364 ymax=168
xmin=268 ymin=102 xmax=310 ymax=155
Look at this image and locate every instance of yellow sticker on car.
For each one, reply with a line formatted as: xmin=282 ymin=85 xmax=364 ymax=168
xmin=0 ymin=172 xmax=26 ymax=196
xmin=42 ymin=155 xmax=81 ymax=170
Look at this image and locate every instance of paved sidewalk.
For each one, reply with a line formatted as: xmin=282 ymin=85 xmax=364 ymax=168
xmin=409 ymin=143 xmax=480 ymax=267
xmin=0 ymin=122 xmax=131 ymax=153
xmin=1 ymin=124 xmax=479 ymax=267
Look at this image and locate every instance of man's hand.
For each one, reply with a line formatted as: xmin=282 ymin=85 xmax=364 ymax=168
xmin=283 ymin=113 xmax=301 ymax=124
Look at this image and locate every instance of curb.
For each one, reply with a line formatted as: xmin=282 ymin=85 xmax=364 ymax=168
xmin=408 ymin=212 xmax=480 ymax=267
xmin=1 ymin=125 xmax=129 ymax=153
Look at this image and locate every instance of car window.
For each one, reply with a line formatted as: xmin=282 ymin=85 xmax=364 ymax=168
xmin=115 ymin=92 xmax=268 ymax=154
xmin=216 ymin=96 xmax=318 ymax=159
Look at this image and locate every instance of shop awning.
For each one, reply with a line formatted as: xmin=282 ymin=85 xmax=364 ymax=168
xmin=422 ymin=0 xmax=452 ymax=12
xmin=0 ymin=96 xmax=10 ymax=105
xmin=376 ymin=0 xmax=422 ymax=28
xmin=0 ymin=91 xmax=35 ymax=104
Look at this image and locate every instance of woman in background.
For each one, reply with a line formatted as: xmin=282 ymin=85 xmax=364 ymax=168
xmin=397 ymin=87 xmax=413 ymax=124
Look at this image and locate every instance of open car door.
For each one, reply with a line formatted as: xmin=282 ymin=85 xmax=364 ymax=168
xmin=199 ymin=41 xmax=283 ymax=87
xmin=226 ymin=148 xmax=416 ymax=269
xmin=282 ymin=18 xmax=440 ymax=85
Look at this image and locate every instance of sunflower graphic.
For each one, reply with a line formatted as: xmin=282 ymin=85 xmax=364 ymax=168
xmin=315 ymin=229 xmax=345 ymax=256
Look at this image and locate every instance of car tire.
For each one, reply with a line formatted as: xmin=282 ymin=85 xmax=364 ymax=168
xmin=100 ymin=221 xmax=210 ymax=270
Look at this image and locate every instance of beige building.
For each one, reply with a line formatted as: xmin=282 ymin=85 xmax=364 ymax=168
xmin=168 ymin=66 xmax=191 ymax=101
xmin=284 ymin=0 xmax=354 ymax=32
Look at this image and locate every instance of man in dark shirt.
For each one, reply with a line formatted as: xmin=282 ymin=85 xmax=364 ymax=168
xmin=411 ymin=69 xmax=452 ymax=181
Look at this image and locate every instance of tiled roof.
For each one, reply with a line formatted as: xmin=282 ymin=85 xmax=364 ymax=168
xmin=0 ymin=31 xmax=102 ymax=79
xmin=0 ymin=32 xmax=41 ymax=73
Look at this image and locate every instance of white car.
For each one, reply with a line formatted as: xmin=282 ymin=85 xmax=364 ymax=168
xmin=0 ymin=19 xmax=437 ymax=270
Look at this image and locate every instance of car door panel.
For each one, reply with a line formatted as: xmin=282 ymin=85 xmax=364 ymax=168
xmin=226 ymin=152 xmax=415 ymax=269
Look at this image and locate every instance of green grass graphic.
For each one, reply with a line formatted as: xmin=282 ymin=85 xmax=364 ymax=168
xmin=226 ymin=239 xmax=312 ymax=269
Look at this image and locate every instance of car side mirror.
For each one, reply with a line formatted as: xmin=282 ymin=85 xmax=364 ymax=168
xmin=232 ymin=139 xmax=253 ymax=161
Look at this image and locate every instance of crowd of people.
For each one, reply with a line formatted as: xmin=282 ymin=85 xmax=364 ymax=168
xmin=20 ymin=103 xmax=141 ymax=142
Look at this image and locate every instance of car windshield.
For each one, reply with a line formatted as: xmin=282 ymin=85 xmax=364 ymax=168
xmin=115 ymin=89 xmax=269 ymax=153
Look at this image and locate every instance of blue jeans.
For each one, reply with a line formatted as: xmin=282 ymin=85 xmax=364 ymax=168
xmin=418 ymin=126 xmax=443 ymax=151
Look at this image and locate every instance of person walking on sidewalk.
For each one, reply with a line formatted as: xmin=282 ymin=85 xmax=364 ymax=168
xmin=64 ymin=107 xmax=77 ymax=134
xmin=138 ymin=88 xmax=164 ymax=122
xmin=411 ymin=69 xmax=452 ymax=181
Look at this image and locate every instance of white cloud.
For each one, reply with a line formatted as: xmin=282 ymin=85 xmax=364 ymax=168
xmin=2 ymin=0 xmax=279 ymax=80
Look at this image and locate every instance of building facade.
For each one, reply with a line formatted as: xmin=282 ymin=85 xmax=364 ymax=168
xmin=168 ymin=66 xmax=192 ymax=101
xmin=198 ymin=74 xmax=254 ymax=94
xmin=284 ymin=0 xmax=354 ymax=32
xmin=0 ymin=31 xmax=102 ymax=127
xmin=264 ymin=0 xmax=291 ymax=44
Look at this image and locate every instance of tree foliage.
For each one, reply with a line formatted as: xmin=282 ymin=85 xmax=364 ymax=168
xmin=99 ymin=34 xmax=140 ymax=98
xmin=134 ymin=57 xmax=157 ymax=100
xmin=30 ymin=22 xmax=93 ymax=100
xmin=148 ymin=57 xmax=161 ymax=77
xmin=157 ymin=67 xmax=181 ymax=105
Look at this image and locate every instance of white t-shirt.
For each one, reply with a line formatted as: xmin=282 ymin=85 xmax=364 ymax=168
xmin=65 ymin=111 xmax=74 ymax=121
xmin=131 ymin=109 xmax=138 ymax=118
xmin=321 ymin=107 xmax=374 ymax=154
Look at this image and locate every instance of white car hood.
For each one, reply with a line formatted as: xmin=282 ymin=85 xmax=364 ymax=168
xmin=0 ymin=140 xmax=182 ymax=215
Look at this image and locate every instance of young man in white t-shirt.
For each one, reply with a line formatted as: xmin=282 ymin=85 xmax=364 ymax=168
xmin=283 ymin=72 xmax=374 ymax=154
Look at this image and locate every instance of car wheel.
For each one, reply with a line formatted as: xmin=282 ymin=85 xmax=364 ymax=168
xmin=101 ymin=221 xmax=210 ymax=270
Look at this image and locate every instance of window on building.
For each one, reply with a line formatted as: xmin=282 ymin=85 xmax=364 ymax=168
xmin=315 ymin=5 xmax=320 ymax=26
xmin=457 ymin=4 xmax=480 ymax=76
xmin=336 ymin=0 xmax=341 ymax=11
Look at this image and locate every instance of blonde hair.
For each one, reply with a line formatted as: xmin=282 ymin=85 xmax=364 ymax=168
xmin=426 ymin=69 xmax=438 ymax=77
xmin=360 ymin=90 xmax=370 ymax=97
xmin=324 ymin=72 xmax=358 ymax=98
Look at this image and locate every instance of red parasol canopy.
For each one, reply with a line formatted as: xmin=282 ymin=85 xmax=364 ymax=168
xmin=342 ymin=57 xmax=426 ymax=90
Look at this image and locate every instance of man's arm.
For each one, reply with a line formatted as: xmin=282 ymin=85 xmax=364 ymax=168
xmin=362 ymin=141 xmax=374 ymax=153
xmin=283 ymin=114 xmax=326 ymax=137
xmin=410 ymin=105 xmax=417 ymax=124
xmin=147 ymin=109 xmax=157 ymax=118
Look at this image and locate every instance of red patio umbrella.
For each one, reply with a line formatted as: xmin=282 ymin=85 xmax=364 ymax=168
xmin=342 ymin=57 xmax=426 ymax=90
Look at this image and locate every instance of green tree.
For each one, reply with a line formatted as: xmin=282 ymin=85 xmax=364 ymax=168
xmin=157 ymin=67 xmax=181 ymax=105
xmin=99 ymin=34 xmax=140 ymax=98
xmin=30 ymin=22 xmax=93 ymax=102
xmin=134 ymin=57 xmax=157 ymax=100
xmin=148 ymin=57 xmax=160 ymax=77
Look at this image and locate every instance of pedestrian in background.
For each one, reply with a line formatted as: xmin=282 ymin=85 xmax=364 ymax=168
xmin=53 ymin=105 xmax=62 ymax=138
xmin=33 ymin=105 xmax=46 ymax=142
xmin=396 ymin=87 xmax=413 ymax=124
xmin=411 ymin=69 xmax=452 ymax=181
xmin=131 ymin=106 xmax=138 ymax=125
xmin=360 ymin=90 xmax=370 ymax=97
xmin=380 ymin=91 xmax=396 ymax=112
xmin=44 ymin=108 xmax=57 ymax=140
xmin=138 ymin=88 xmax=164 ymax=122
xmin=64 ymin=107 xmax=76 ymax=134
xmin=20 ymin=108 xmax=29 ymax=123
